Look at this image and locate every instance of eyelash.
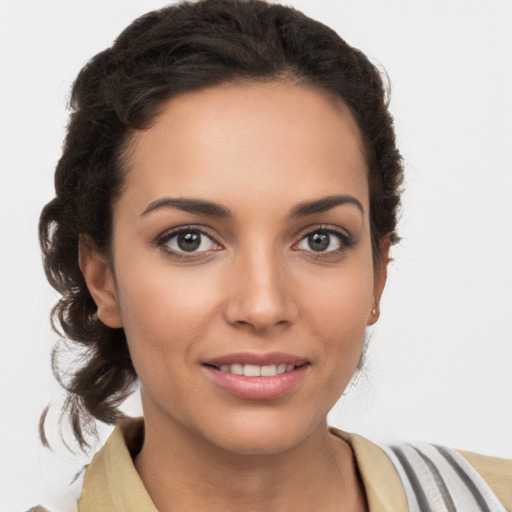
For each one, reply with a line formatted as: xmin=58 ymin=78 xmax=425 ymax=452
xmin=155 ymin=226 xmax=222 ymax=260
xmin=155 ymin=224 xmax=355 ymax=261
xmin=293 ymin=226 xmax=355 ymax=259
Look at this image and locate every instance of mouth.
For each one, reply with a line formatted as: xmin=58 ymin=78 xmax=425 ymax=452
xmin=202 ymin=352 xmax=310 ymax=400
xmin=204 ymin=362 xmax=304 ymax=377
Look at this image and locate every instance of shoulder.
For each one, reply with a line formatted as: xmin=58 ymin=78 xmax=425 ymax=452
xmin=457 ymin=448 xmax=512 ymax=510
xmin=331 ymin=428 xmax=511 ymax=512
xmin=384 ymin=443 xmax=512 ymax=512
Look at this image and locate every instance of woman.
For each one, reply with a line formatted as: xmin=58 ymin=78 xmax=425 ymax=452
xmin=28 ymin=0 xmax=511 ymax=510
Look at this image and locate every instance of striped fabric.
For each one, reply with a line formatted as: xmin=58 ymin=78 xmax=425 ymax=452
xmin=382 ymin=443 xmax=507 ymax=512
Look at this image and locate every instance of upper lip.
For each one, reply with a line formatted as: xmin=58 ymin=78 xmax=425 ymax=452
xmin=203 ymin=352 xmax=309 ymax=367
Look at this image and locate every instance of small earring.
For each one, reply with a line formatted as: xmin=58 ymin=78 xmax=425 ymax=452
xmin=372 ymin=304 xmax=378 ymax=316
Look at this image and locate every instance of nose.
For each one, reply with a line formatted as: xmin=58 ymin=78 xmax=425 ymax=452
xmin=223 ymin=245 xmax=298 ymax=333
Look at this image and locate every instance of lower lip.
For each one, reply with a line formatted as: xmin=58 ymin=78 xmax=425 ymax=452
xmin=203 ymin=365 xmax=309 ymax=400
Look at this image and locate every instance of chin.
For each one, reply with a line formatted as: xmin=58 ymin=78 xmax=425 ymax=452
xmin=197 ymin=409 xmax=324 ymax=456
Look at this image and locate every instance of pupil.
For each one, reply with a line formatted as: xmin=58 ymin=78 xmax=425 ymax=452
xmin=308 ymin=232 xmax=329 ymax=251
xmin=178 ymin=232 xmax=201 ymax=252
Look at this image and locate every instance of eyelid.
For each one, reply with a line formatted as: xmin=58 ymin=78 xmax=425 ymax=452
xmin=153 ymin=223 xmax=354 ymax=260
xmin=292 ymin=224 xmax=355 ymax=253
xmin=154 ymin=225 xmax=224 ymax=257
xmin=293 ymin=224 xmax=353 ymax=243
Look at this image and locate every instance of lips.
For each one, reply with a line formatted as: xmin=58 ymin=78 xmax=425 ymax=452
xmin=202 ymin=352 xmax=310 ymax=400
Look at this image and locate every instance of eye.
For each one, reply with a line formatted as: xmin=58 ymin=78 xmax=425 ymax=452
xmin=157 ymin=227 xmax=222 ymax=257
xmin=295 ymin=228 xmax=353 ymax=254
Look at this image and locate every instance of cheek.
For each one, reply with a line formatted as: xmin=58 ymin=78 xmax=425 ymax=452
xmin=114 ymin=260 xmax=223 ymax=370
xmin=300 ymin=256 xmax=374 ymax=366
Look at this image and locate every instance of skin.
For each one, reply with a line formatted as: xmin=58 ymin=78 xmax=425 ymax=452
xmin=80 ymin=82 xmax=389 ymax=512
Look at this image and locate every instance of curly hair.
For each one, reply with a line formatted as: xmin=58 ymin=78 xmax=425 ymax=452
xmin=39 ymin=0 xmax=403 ymax=449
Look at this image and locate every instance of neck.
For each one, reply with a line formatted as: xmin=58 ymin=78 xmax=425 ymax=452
xmin=135 ymin=406 xmax=366 ymax=512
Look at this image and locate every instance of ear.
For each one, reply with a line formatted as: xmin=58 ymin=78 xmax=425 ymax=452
xmin=367 ymin=236 xmax=391 ymax=326
xmin=78 ymin=235 xmax=123 ymax=329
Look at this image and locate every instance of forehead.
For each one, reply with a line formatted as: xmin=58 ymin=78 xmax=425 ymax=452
xmin=121 ymin=82 xmax=369 ymax=215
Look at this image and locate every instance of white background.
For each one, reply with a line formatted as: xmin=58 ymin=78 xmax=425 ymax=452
xmin=1 ymin=0 xmax=511 ymax=510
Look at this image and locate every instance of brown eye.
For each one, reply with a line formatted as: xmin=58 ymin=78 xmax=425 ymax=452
xmin=307 ymin=231 xmax=331 ymax=252
xmin=158 ymin=228 xmax=222 ymax=256
xmin=177 ymin=231 xmax=201 ymax=252
xmin=295 ymin=227 xmax=353 ymax=255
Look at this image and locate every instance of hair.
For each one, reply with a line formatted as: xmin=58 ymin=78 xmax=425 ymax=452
xmin=39 ymin=0 xmax=403 ymax=449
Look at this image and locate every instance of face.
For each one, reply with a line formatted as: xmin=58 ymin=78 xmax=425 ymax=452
xmin=82 ymin=82 xmax=388 ymax=455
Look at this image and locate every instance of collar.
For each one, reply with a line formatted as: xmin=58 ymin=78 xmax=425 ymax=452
xmin=79 ymin=418 xmax=157 ymax=511
xmin=329 ymin=427 xmax=408 ymax=512
xmin=78 ymin=418 xmax=408 ymax=512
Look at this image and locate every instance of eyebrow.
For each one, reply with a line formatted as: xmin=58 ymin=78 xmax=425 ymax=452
xmin=141 ymin=194 xmax=364 ymax=219
xmin=141 ymin=197 xmax=232 ymax=218
xmin=289 ymin=195 xmax=364 ymax=218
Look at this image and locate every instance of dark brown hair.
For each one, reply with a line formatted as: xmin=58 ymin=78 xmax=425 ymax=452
xmin=39 ymin=0 xmax=403 ymax=449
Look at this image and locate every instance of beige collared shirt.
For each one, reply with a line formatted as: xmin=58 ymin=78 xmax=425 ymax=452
xmin=31 ymin=417 xmax=512 ymax=511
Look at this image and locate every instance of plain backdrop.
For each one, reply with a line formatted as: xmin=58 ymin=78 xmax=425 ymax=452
xmin=1 ymin=0 xmax=511 ymax=509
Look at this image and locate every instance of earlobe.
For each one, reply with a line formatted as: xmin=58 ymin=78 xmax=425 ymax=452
xmin=367 ymin=236 xmax=391 ymax=326
xmin=78 ymin=236 xmax=123 ymax=329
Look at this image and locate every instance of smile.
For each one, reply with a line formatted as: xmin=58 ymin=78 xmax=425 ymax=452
xmin=203 ymin=353 xmax=310 ymax=400
xmin=212 ymin=363 xmax=296 ymax=377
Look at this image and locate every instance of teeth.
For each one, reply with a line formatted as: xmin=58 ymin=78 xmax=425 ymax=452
xmin=243 ymin=364 xmax=261 ymax=377
xmin=230 ymin=364 xmax=244 ymax=375
xmin=260 ymin=364 xmax=277 ymax=376
xmin=277 ymin=364 xmax=287 ymax=374
xmin=216 ymin=363 xmax=297 ymax=376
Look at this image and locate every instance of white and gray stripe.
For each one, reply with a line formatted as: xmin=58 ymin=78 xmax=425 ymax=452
xmin=382 ymin=443 xmax=507 ymax=512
